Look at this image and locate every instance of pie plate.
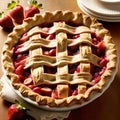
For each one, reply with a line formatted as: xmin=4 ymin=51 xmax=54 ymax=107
xmin=2 ymin=64 xmax=118 ymax=111
xmin=2 ymin=10 xmax=119 ymax=111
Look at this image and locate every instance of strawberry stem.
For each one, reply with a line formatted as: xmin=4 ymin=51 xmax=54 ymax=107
xmin=7 ymin=0 xmax=20 ymax=10
xmin=37 ymin=3 xmax=42 ymax=9
xmin=28 ymin=0 xmax=42 ymax=9
xmin=0 ymin=12 xmax=4 ymax=18
xmin=15 ymin=100 xmax=26 ymax=111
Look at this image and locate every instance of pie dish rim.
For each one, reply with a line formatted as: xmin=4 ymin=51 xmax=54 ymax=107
xmin=2 ymin=10 xmax=118 ymax=109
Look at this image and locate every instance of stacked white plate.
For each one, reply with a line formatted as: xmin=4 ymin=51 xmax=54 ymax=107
xmin=77 ymin=0 xmax=120 ymax=22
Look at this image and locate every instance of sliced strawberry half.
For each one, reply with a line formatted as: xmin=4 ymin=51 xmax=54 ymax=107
xmin=23 ymin=77 xmax=33 ymax=85
xmin=52 ymin=89 xmax=58 ymax=99
xmin=97 ymin=41 xmax=106 ymax=56
xmin=99 ymin=57 xmax=109 ymax=68
xmin=40 ymin=87 xmax=52 ymax=96
xmin=32 ymin=87 xmax=41 ymax=94
xmin=43 ymin=48 xmax=56 ymax=56
xmin=75 ymin=65 xmax=80 ymax=73
xmin=14 ymin=64 xmax=24 ymax=75
xmin=72 ymin=89 xmax=78 ymax=96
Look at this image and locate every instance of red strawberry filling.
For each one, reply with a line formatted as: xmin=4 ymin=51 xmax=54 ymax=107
xmin=44 ymin=65 xmax=57 ymax=74
xmin=43 ymin=47 xmax=56 ymax=56
xmin=68 ymin=44 xmax=79 ymax=55
xmin=11 ymin=24 xmax=109 ymax=99
xmin=68 ymin=63 xmax=80 ymax=74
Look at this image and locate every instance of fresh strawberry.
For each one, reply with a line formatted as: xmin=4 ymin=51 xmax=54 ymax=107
xmin=0 ymin=12 xmax=14 ymax=32
xmin=7 ymin=0 xmax=24 ymax=24
xmin=24 ymin=0 xmax=42 ymax=18
xmin=8 ymin=100 xmax=26 ymax=120
xmin=8 ymin=100 xmax=35 ymax=120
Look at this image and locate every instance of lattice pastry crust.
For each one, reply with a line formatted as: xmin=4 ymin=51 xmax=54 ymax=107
xmin=2 ymin=11 xmax=118 ymax=107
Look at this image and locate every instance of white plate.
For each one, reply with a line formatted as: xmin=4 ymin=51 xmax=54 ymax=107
xmin=80 ymin=0 xmax=120 ymax=17
xmin=100 ymin=0 xmax=120 ymax=10
xmin=77 ymin=0 xmax=120 ymax=22
xmin=78 ymin=0 xmax=120 ymax=16
xmin=100 ymin=0 xmax=120 ymax=3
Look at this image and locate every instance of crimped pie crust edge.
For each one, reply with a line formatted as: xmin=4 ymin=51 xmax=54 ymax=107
xmin=2 ymin=10 xmax=118 ymax=107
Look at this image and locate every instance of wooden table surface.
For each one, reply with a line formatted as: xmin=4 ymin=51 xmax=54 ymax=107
xmin=0 ymin=0 xmax=120 ymax=120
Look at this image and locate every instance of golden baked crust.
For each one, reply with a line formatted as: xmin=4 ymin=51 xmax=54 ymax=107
xmin=2 ymin=10 xmax=118 ymax=107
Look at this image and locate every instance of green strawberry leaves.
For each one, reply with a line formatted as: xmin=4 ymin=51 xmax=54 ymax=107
xmin=28 ymin=0 xmax=42 ymax=9
xmin=7 ymin=0 xmax=20 ymax=10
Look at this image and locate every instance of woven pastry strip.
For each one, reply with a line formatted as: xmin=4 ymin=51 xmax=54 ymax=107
xmin=23 ymin=22 xmax=100 ymax=95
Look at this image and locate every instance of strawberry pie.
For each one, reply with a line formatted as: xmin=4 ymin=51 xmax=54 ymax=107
xmin=2 ymin=11 xmax=118 ymax=108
